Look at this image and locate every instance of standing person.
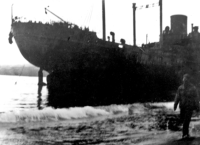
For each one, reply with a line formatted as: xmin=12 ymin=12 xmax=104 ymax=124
xmin=174 ymin=74 xmax=200 ymax=138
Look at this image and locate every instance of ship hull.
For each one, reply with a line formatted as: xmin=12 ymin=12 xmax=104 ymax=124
xmin=12 ymin=22 xmax=125 ymax=73
xmin=12 ymin=22 xmax=180 ymax=107
xmin=14 ymin=34 xmax=103 ymax=72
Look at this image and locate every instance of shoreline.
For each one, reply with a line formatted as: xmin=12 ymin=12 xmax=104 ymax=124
xmin=0 ymin=103 xmax=200 ymax=145
xmin=0 ymin=103 xmax=194 ymax=145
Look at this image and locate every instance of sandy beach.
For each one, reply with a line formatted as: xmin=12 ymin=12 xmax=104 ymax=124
xmin=0 ymin=104 xmax=200 ymax=145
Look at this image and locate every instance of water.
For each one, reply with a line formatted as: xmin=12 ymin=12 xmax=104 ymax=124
xmin=0 ymin=75 xmax=174 ymax=123
xmin=0 ymin=75 xmax=128 ymax=122
xmin=0 ymin=75 xmax=48 ymax=112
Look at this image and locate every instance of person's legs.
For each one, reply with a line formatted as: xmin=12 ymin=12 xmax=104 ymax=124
xmin=180 ymin=108 xmax=185 ymax=124
xmin=182 ymin=109 xmax=193 ymax=137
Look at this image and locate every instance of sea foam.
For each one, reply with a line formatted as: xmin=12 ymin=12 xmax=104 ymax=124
xmin=0 ymin=106 xmax=111 ymax=123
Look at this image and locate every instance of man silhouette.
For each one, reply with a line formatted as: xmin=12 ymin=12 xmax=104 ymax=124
xmin=174 ymin=74 xmax=200 ymax=138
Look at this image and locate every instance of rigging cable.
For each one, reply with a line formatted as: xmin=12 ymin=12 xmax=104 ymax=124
xmin=86 ymin=2 xmax=94 ymax=27
xmin=82 ymin=2 xmax=94 ymax=28
xmin=82 ymin=6 xmax=90 ymax=27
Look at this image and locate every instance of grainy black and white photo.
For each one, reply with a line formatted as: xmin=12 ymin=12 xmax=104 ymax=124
xmin=0 ymin=0 xmax=200 ymax=144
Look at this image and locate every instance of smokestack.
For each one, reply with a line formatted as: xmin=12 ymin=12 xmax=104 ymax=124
xmin=171 ymin=15 xmax=187 ymax=36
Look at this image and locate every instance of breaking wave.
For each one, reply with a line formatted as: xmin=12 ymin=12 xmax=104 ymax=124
xmin=0 ymin=103 xmax=173 ymax=123
xmin=0 ymin=105 xmax=128 ymax=123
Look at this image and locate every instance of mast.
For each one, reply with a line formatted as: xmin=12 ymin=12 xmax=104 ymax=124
xmin=159 ymin=0 xmax=163 ymax=46
xmin=132 ymin=3 xmax=136 ymax=46
xmin=102 ymin=0 xmax=106 ymax=41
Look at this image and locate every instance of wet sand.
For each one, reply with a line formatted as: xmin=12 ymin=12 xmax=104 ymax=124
xmin=1 ymin=104 xmax=200 ymax=145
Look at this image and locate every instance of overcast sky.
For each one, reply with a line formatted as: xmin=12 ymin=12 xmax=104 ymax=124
xmin=0 ymin=0 xmax=199 ymax=65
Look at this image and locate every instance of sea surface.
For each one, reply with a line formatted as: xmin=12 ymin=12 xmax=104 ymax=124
xmin=0 ymin=75 xmax=48 ymax=112
xmin=0 ymin=75 xmax=175 ymax=123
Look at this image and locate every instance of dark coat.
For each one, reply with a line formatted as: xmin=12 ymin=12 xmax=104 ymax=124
xmin=174 ymin=84 xmax=199 ymax=111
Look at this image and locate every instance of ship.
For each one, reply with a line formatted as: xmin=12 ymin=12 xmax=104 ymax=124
xmin=9 ymin=0 xmax=200 ymax=107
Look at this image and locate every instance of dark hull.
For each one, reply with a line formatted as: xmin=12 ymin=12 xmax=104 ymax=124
xmin=13 ymin=22 xmax=137 ymax=73
xmin=14 ymin=34 xmax=109 ymax=72
xmin=12 ymin=22 xmax=180 ymax=107
xmin=46 ymin=64 xmax=179 ymax=107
